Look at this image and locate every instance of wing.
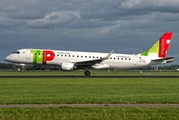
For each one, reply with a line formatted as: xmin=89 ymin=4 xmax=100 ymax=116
xmin=74 ymin=50 xmax=114 ymax=69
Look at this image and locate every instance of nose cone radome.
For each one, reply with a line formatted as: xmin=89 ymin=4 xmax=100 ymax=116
xmin=4 ymin=55 xmax=11 ymax=62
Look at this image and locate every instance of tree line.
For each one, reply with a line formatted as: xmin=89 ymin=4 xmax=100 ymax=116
xmin=0 ymin=63 xmax=60 ymax=71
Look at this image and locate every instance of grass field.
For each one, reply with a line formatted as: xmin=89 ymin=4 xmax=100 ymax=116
xmin=0 ymin=107 xmax=179 ymax=120
xmin=1 ymin=72 xmax=179 ymax=119
xmin=0 ymin=78 xmax=179 ymax=104
xmin=1 ymin=70 xmax=179 ymax=76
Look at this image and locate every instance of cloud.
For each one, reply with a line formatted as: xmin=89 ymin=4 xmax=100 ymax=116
xmin=154 ymin=13 xmax=179 ymax=22
xmin=121 ymin=0 xmax=179 ymax=13
xmin=27 ymin=11 xmax=78 ymax=29
xmin=0 ymin=0 xmax=179 ymax=64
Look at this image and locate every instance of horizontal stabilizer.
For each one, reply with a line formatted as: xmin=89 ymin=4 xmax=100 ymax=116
xmin=151 ymin=57 xmax=174 ymax=63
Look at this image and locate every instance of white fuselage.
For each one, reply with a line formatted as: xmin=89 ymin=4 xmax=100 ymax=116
xmin=5 ymin=49 xmax=152 ymax=70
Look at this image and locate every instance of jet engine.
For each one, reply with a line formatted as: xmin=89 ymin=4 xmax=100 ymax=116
xmin=61 ymin=63 xmax=76 ymax=71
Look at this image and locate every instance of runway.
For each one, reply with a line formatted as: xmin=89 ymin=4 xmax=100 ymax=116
xmin=1 ymin=104 xmax=179 ymax=108
xmin=1 ymin=75 xmax=179 ymax=78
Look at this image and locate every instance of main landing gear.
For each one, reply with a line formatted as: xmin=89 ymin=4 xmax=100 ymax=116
xmin=84 ymin=70 xmax=91 ymax=76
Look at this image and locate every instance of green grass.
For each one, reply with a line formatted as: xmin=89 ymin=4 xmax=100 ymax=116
xmin=1 ymin=70 xmax=179 ymax=76
xmin=0 ymin=78 xmax=179 ymax=104
xmin=1 ymin=77 xmax=179 ymax=119
xmin=0 ymin=107 xmax=179 ymax=120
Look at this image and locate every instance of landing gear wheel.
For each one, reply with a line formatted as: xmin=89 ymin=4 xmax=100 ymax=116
xmin=84 ymin=70 xmax=91 ymax=76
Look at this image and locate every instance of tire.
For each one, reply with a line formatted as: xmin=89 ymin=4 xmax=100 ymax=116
xmin=84 ymin=70 xmax=90 ymax=76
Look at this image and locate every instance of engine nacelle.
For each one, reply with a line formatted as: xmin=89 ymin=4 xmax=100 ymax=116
xmin=61 ymin=63 xmax=76 ymax=71
xmin=19 ymin=63 xmax=25 ymax=67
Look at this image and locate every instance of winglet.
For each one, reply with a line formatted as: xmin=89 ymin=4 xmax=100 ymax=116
xmin=102 ymin=50 xmax=114 ymax=60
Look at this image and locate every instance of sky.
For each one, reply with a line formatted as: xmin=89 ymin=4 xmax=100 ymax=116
xmin=0 ymin=0 xmax=179 ymax=64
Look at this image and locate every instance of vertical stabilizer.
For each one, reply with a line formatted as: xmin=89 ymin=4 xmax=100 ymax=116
xmin=140 ymin=32 xmax=172 ymax=59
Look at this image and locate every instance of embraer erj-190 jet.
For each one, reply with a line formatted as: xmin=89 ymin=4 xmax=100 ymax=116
xmin=5 ymin=32 xmax=174 ymax=76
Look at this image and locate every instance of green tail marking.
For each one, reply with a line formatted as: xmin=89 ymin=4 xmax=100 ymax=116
xmin=140 ymin=40 xmax=159 ymax=56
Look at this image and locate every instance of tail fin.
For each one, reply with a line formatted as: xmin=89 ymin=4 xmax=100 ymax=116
xmin=140 ymin=32 xmax=172 ymax=59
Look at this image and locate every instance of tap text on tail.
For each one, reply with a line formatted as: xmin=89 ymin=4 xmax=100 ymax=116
xmin=5 ymin=32 xmax=174 ymax=76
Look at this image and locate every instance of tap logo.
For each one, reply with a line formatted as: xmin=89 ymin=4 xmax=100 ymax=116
xmin=31 ymin=50 xmax=55 ymax=64
xmin=158 ymin=33 xmax=171 ymax=58
xmin=160 ymin=39 xmax=165 ymax=56
xmin=159 ymin=38 xmax=170 ymax=58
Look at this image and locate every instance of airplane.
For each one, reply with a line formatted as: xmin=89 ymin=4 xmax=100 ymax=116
xmin=4 ymin=32 xmax=174 ymax=76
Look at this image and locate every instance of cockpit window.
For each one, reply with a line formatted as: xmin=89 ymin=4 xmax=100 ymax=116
xmin=12 ymin=51 xmax=20 ymax=54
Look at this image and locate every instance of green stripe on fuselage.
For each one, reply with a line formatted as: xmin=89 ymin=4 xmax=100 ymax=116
xmin=31 ymin=50 xmax=43 ymax=64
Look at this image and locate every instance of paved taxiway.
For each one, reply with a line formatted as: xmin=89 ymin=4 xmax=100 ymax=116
xmin=1 ymin=75 xmax=179 ymax=78
xmin=1 ymin=104 xmax=179 ymax=108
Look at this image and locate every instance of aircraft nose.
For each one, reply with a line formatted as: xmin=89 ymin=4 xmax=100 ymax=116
xmin=4 ymin=55 xmax=11 ymax=62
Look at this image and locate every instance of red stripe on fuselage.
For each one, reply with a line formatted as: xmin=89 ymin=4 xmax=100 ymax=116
xmin=43 ymin=50 xmax=55 ymax=64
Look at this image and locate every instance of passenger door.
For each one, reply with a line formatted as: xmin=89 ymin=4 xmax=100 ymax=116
xmin=26 ymin=49 xmax=31 ymax=59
